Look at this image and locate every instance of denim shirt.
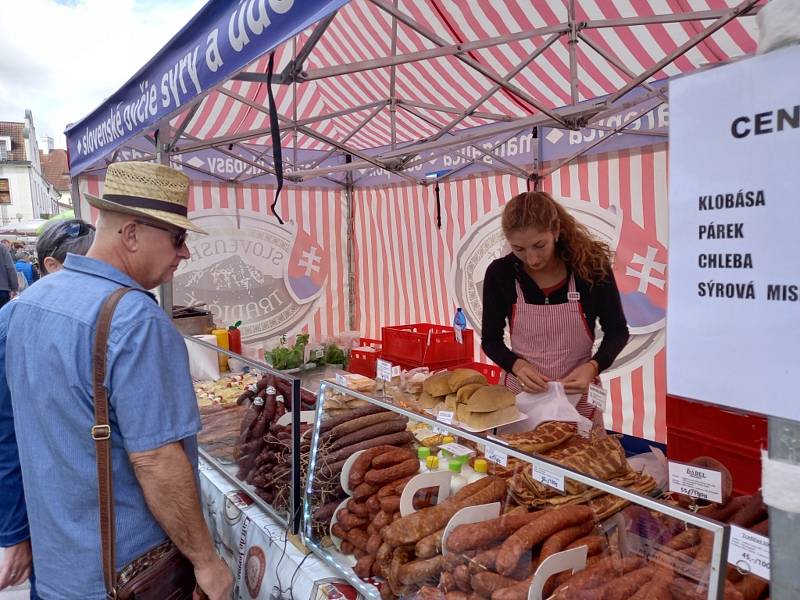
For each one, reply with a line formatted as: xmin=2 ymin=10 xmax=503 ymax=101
xmin=0 ymin=254 xmax=201 ymax=599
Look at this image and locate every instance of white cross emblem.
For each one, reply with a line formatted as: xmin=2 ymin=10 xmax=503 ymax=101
xmin=298 ymin=246 xmax=322 ymax=277
xmin=626 ymin=246 xmax=666 ymax=293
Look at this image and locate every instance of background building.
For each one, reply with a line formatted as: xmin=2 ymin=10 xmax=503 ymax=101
xmin=0 ymin=110 xmax=62 ymax=224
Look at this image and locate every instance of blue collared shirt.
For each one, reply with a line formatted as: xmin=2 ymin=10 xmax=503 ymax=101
xmin=0 ymin=254 xmax=201 ymax=599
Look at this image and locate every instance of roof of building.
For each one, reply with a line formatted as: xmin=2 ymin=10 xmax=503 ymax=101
xmin=40 ymin=149 xmax=71 ymax=191
xmin=0 ymin=121 xmax=27 ymax=161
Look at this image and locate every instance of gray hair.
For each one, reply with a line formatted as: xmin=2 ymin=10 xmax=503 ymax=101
xmin=37 ymin=219 xmax=95 ymax=273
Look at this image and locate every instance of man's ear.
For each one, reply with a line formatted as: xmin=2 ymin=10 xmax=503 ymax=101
xmin=118 ymin=220 xmax=140 ymax=251
xmin=42 ymin=257 xmax=62 ymax=273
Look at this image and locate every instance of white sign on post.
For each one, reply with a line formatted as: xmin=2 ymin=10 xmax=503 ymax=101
xmin=668 ymin=461 xmax=723 ymax=503
xmin=728 ymin=525 xmax=770 ymax=581
xmin=376 ymin=359 xmax=393 ymax=382
xmin=667 ymin=46 xmax=800 ymax=420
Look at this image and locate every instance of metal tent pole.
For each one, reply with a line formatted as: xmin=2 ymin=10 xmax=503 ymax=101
xmin=156 ymin=122 xmax=174 ymax=316
xmin=71 ymin=176 xmax=82 ymax=219
xmin=768 ymin=417 xmax=800 ymax=599
xmin=345 ymin=155 xmax=356 ymax=331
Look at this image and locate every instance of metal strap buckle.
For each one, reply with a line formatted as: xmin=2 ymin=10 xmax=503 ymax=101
xmin=92 ymin=425 xmax=112 ymax=441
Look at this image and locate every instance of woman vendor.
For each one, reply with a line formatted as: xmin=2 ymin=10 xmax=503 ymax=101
xmin=481 ymin=191 xmax=629 ymax=423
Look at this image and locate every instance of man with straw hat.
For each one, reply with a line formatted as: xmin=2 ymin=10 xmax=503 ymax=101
xmin=0 ymin=162 xmax=232 ymax=599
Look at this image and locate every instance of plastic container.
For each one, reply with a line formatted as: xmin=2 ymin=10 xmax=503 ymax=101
xmin=228 ymin=327 xmax=242 ymax=354
xmin=417 ymin=447 xmax=431 ymax=473
xmin=426 ymin=455 xmax=440 ymax=472
xmin=211 ymin=328 xmax=230 ymax=371
xmin=666 ymin=395 xmax=767 ymax=496
xmin=449 ymin=461 xmax=468 ymax=494
xmin=348 ymin=338 xmax=382 ymax=378
xmin=381 ymin=323 xmax=474 ymax=369
xmin=453 ymin=308 xmax=467 ymax=344
xmin=469 ymin=459 xmax=489 ymax=484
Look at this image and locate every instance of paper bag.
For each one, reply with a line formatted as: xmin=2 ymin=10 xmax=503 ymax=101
xmin=498 ymin=381 xmax=591 ymax=434
xmin=185 ymin=334 xmax=220 ymax=381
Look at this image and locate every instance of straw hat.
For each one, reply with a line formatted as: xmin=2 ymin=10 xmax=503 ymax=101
xmin=85 ymin=162 xmax=206 ymax=234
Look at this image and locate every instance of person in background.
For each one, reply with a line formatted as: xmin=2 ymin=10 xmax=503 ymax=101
xmin=0 ymin=242 xmax=18 ymax=309
xmin=0 ymin=219 xmax=95 ymax=598
xmin=11 ymin=244 xmax=23 ymax=263
xmin=481 ymin=191 xmax=629 ymax=425
xmin=13 ymin=253 xmax=37 ymax=287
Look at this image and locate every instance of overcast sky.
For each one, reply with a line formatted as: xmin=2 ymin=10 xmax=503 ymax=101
xmin=0 ymin=0 xmax=205 ymax=149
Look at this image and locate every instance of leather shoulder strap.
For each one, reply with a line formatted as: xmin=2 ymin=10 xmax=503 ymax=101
xmin=93 ymin=287 xmax=135 ymax=597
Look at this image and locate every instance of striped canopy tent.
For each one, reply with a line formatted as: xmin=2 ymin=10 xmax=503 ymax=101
xmin=65 ymin=0 xmax=763 ymax=441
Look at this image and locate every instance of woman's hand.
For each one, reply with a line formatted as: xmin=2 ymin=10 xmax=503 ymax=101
xmin=561 ymin=362 xmax=598 ymax=394
xmin=512 ymin=359 xmax=549 ymax=393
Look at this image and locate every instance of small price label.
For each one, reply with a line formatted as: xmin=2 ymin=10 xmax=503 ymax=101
xmin=588 ymin=384 xmax=607 ymax=411
xmin=439 ymin=443 xmax=474 ymax=457
xmin=532 ymin=463 xmax=565 ymax=492
xmin=437 ymin=410 xmax=454 ymax=425
xmin=728 ymin=525 xmax=770 ymax=581
xmin=335 ymin=374 xmax=348 ymax=387
xmin=485 ymin=447 xmax=508 ymax=467
xmin=668 ymin=461 xmax=723 ymax=503
xmin=432 ymin=425 xmax=449 ymax=435
xmin=391 ymin=365 xmax=402 ymax=378
xmin=376 ymin=359 xmax=393 ymax=381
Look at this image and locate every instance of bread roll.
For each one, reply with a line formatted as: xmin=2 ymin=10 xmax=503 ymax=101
xmin=418 ymin=392 xmax=439 ymax=409
xmin=458 ymin=405 xmax=520 ymax=430
xmin=423 ymin=371 xmax=452 ymax=397
xmin=462 ymin=385 xmax=516 ymax=413
xmin=444 ymin=394 xmax=458 ymax=412
xmin=456 ymin=383 xmax=484 ymax=404
xmin=448 ymin=368 xmax=488 ymax=392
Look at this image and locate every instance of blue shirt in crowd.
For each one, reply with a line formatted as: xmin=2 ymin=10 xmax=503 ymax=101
xmin=0 ymin=254 xmax=201 ymax=599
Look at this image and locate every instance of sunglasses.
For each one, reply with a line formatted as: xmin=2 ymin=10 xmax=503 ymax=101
xmin=51 ymin=221 xmax=96 ymax=251
xmin=133 ymin=220 xmax=188 ymax=249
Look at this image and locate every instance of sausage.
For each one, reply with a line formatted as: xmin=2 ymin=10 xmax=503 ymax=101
xmin=337 ymin=509 xmax=368 ymax=531
xmin=415 ymin=528 xmax=444 ymax=559
xmin=565 ymin=535 xmax=607 ymax=557
xmin=444 ymin=593 xmax=468 ymax=600
xmin=373 ymin=510 xmax=394 ymax=530
xmin=397 ymin=555 xmax=447 ymax=585
xmin=352 ymin=482 xmax=380 ymax=500
xmin=729 ymin=493 xmax=766 ymax=528
xmin=349 ymin=445 xmax=399 ymax=489
xmin=470 ymin=572 xmax=517 ymax=597
xmin=366 ymin=493 xmax=382 ymax=514
xmin=372 ymin=447 xmax=418 ymax=468
xmin=495 ymin=505 xmax=594 ymax=576
xmin=379 ymin=495 xmax=401 ymax=514
xmin=367 ymin=533 xmax=382 ymax=555
xmin=470 ymin=547 xmax=500 ymax=572
xmin=365 ymin=458 xmax=420 ymax=485
xmin=539 ymin=520 xmax=597 ymax=562
xmin=701 ymin=494 xmax=753 ymax=522
xmin=597 ymin=567 xmax=654 ymax=600
xmin=629 ymin=576 xmax=672 ymax=600
xmin=353 ymin=554 xmax=375 ymax=579
xmin=340 ymin=540 xmax=354 ymax=554
xmin=331 ymin=522 xmax=347 ymax=539
xmin=376 ymin=542 xmax=392 ymax=562
xmin=440 ymin=571 xmax=457 ymax=593
xmin=446 ymin=510 xmax=546 ymax=553
xmin=750 ymin=519 xmax=769 ymax=536
xmin=324 ymin=411 xmax=405 ymax=442
xmin=327 ymin=431 xmax=416 ymax=463
xmin=735 ymin=574 xmax=769 ymax=600
xmin=666 ymin=527 xmax=701 ymax=550
xmin=313 ymin=500 xmax=341 ymax=524
xmin=449 ymin=565 xmax=470 ymax=593
xmin=490 ymin=575 xmax=534 ymax=600
xmin=671 ymin=576 xmax=744 ymax=600
xmin=318 ymin=404 xmax=386 ymax=433
xmin=551 ymin=556 xmax=642 ymax=597
xmin=348 ymin=498 xmax=370 ymax=517
xmin=376 ymin=474 xmax=414 ymax=498
xmin=388 ymin=546 xmax=414 ymax=596
xmin=330 ymin=418 xmax=409 ymax=451
xmin=345 ymin=528 xmax=369 ymax=552
xmin=250 ymin=395 xmax=276 ymax=439
xmin=382 ymin=477 xmax=507 ymax=546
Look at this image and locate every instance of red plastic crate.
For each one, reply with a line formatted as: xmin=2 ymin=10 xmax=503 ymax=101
xmin=348 ymin=338 xmax=382 ymax=378
xmin=458 ymin=361 xmax=502 ymax=384
xmin=666 ymin=395 xmax=767 ymax=496
xmin=381 ymin=323 xmax=474 ymax=368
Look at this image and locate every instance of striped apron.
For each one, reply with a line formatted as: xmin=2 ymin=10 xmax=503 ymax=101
xmin=503 ymin=274 xmax=597 ymax=420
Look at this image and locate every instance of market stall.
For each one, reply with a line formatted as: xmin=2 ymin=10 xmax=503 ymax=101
xmin=61 ymin=0 xmax=792 ymax=598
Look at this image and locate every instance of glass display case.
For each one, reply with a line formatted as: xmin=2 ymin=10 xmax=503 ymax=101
xmin=303 ymin=377 xmax=731 ymax=600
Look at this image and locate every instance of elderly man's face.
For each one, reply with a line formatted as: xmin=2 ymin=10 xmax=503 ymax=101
xmin=130 ymin=219 xmax=190 ymax=289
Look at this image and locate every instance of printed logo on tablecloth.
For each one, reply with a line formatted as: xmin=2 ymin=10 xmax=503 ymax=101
xmin=224 ymin=491 xmax=253 ymax=525
xmin=310 ymin=578 xmax=362 ymax=600
xmin=245 ymin=545 xmax=267 ymax=598
xmin=447 ymin=196 xmax=665 ymax=373
xmin=174 ymin=219 xmax=327 ymax=344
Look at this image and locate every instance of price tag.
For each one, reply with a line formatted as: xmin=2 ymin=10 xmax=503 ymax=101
xmin=588 ymin=384 xmax=607 ymax=411
xmin=668 ymin=461 xmax=723 ymax=503
xmin=439 ymin=443 xmax=474 ymax=458
xmin=432 ymin=425 xmax=449 ymax=435
xmin=335 ymin=374 xmax=348 ymax=387
xmin=728 ymin=525 xmax=770 ymax=581
xmin=485 ymin=447 xmax=508 ymax=467
xmin=391 ymin=365 xmax=402 ymax=378
xmin=437 ymin=411 xmax=454 ymax=425
xmin=532 ymin=463 xmax=565 ymax=492
xmin=376 ymin=359 xmax=393 ymax=381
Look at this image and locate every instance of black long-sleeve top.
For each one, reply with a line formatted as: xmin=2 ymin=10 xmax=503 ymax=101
xmin=481 ymin=253 xmax=629 ymax=374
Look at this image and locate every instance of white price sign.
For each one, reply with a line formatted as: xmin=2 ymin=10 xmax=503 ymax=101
xmin=668 ymin=461 xmax=723 ymax=503
xmin=437 ymin=411 xmax=454 ymax=425
xmin=485 ymin=447 xmax=507 ymax=467
xmin=532 ymin=463 xmax=565 ymax=493
xmin=588 ymin=384 xmax=607 ymax=411
xmin=432 ymin=425 xmax=449 ymax=435
xmin=335 ymin=374 xmax=348 ymax=387
xmin=391 ymin=365 xmax=402 ymax=378
xmin=728 ymin=525 xmax=770 ymax=581
xmin=439 ymin=443 xmax=474 ymax=458
xmin=376 ymin=359 xmax=393 ymax=381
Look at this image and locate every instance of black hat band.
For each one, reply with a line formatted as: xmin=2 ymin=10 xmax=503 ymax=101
xmin=102 ymin=194 xmax=188 ymax=217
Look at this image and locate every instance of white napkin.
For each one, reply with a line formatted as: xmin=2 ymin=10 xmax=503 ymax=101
xmin=185 ymin=334 xmax=220 ymax=381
